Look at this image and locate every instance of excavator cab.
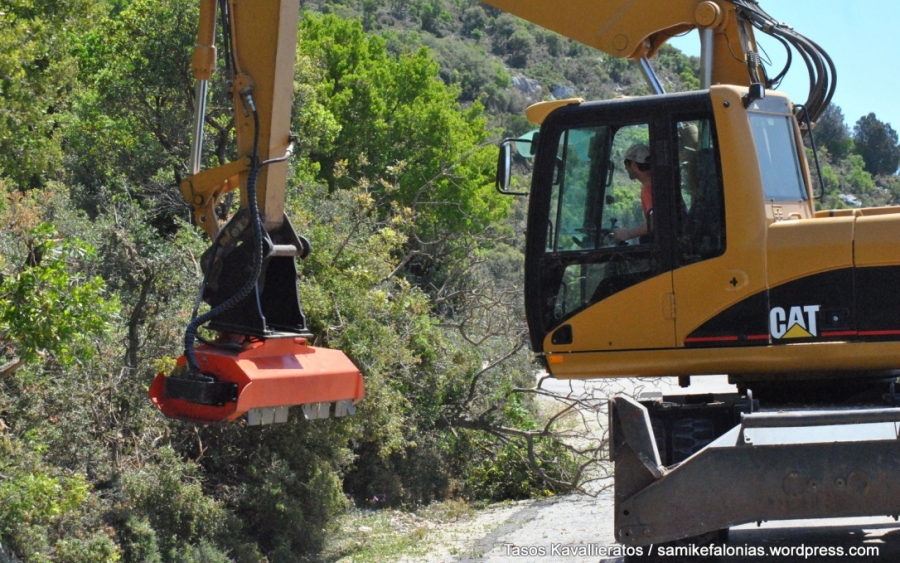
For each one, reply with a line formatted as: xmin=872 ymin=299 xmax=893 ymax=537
xmin=509 ymin=90 xmax=729 ymax=360
xmin=500 ymin=85 xmax=900 ymax=549
xmin=503 ymin=86 xmax=900 ymax=384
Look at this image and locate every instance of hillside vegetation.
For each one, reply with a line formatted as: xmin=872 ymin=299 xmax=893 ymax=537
xmin=1 ymin=1 xmax=899 ymax=562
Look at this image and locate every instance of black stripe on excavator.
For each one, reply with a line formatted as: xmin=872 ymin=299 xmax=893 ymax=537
xmin=684 ymin=291 xmax=769 ymax=347
xmin=856 ymin=266 xmax=900 ymax=340
xmin=685 ymin=266 xmax=900 ymax=348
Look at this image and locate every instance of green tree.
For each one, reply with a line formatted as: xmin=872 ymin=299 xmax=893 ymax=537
xmin=853 ymin=112 xmax=900 ymax=176
xmin=842 ymin=153 xmax=876 ymax=194
xmin=489 ymin=13 xmax=521 ymax=57
xmin=505 ymin=28 xmax=535 ymax=68
xmin=460 ymin=5 xmax=489 ymax=38
xmin=0 ymin=197 xmax=119 ymax=375
xmin=0 ymin=0 xmax=98 ymax=189
xmin=422 ymin=35 xmax=511 ymax=109
xmin=297 ymin=14 xmax=508 ymax=242
xmin=66 ymin=0 xmax=201 ymax=218
xmin=0 ymin=437 xmax=119 ymax=562
xmin=416 ymin=0 xmax=451 ymax=34
xmin=814 ymin=104 xmax=853 ymax=160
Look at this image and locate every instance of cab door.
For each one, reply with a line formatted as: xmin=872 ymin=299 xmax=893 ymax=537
xmin=670 ymin=90 xmax=772 ymax=349
xmin=524 ymin=101 xmax=678 ymax=353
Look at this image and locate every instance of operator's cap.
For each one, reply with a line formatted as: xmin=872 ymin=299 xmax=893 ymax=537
xmin=624 ymin=143 xmax=651 ymax=164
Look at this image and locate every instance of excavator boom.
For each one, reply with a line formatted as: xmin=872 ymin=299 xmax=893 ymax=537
xmin=482 ymin=0 xmax=835 ymax=121
xmin=481 ymin=0 xmax=755 ymax=87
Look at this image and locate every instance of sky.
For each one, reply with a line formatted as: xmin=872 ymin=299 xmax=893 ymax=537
xmin=665 ymin=1 xmax=900 ymax=131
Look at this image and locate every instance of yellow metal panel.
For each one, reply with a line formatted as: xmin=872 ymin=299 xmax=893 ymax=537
xmin=854 ymin=212 xmax=900 ymax=267
xmin=480 ymin=0 xmax=754 ymax=86
xmin=547 ymin=340 xmax=900 ymax=380
xmin=525 ymin=99 xmax=583 ymax=125
xmin=545 ymin=272 xmax=675 ymax=353
xmin=858 ymin=206 xmax=900 ymax=217
xmin=481 ymin=0 xmax=693 ymax=58
xmin=766 ymin=217 xmax=854 ymax=287
xmin=673 ymin=86 xmax=768 ymax=344
xmin=230 ymin=0 xmax=300 ymax=230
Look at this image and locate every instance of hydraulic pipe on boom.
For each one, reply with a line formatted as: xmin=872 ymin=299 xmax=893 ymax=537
xmin=149 ymin=0 xmax=364 ymax=425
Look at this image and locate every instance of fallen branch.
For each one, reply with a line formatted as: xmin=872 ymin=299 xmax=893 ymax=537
xmin=0 ymin=357 xmax=23 ymax=378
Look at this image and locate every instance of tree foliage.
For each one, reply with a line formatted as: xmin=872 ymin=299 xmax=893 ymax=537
xmin=297 ymin=14 xmax=508 ymax=241
xmin=0 ymin=225 xmax=118 ymax=368
xmin=18 ymin=1 xmax=900 ymax=562
xmin=814 ymin=103 xmax=853 ymax=160
xmin=853 ymin=112 xmax=900 ymax=176
xmin=0 ymin=0 xmax=99 ymax=189
xmin=0 ymin=2 xmax=590 ymax=561
xmin=65 ymin=0 xmax=199 ymax=214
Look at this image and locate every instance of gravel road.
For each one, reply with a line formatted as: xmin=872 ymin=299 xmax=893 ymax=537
xmin=399 ymin=376 xmax=900 ymax=563
xmin=401 ymin=489 xmax=900 ymax=562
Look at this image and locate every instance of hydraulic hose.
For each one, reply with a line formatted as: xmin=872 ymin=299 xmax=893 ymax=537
xmin=183 ymin=94 xmax=264 ymax=377
xmin=732 ymin=0 xmax=836 ymax=123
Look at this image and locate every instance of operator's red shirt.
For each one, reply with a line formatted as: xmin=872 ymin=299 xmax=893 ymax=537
xmin=640 ymin=179 xmax=652 ymax=216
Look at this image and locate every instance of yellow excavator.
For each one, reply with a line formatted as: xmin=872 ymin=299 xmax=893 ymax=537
xmin=487 ymin=0 xmax=900 ymax=550
xmin=152 ymin=0 xmax=900 ymax=549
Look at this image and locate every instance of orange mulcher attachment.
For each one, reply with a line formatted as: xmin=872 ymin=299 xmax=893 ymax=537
xmin=153 ymin=0 xmax=364 ymax=425
xmin=149 ymin=207 xmax=365 ymax=425
xmin=149 ymin=335 xmax=364 ymax=425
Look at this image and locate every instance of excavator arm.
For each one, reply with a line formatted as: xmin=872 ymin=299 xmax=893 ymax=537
xmin=482 ymin=0 xmax=757 ymax=87
xmin=180 ymin=0 xmax=297 ymax=237
xmin=481 ymin=0 xmax=834 ymax=121
xmin=149 ymin=0 xmax=364 ymax=425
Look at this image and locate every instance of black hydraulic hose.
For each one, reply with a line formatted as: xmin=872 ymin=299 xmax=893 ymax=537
xmin=733 ymin=0 xmax=836 ymax=123
xmin=786 ymin=34 xmax=827 ymax=109
xmin=182 ymin=96 xmax=264 ymax=376
xmin=766 ymin=34 xmax=792 ymax=89
xmin=794 ymin=104 xmax=827 ymax=199
xmin=218 ymin=0 xmax=233 ymax=78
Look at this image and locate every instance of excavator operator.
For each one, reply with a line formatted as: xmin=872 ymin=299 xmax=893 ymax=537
xmin=614 ymin=143 xmax=653 ymax=243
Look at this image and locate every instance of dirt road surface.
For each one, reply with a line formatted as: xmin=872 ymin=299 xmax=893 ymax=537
xmin=400 ymin=376 xmax=900 ymax=563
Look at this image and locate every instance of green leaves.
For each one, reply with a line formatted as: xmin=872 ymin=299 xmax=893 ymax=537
xmin=0 ymin=437 xmax=117 ymax=563
xmin=0 ymin=224 xmax=119 ymax=368
xmin=65 ymin=0 xmax=198 ymax=204
xmin=298 ymin=14 xmax=508 ymax=241
xmin=853 ymin=112 xmax=900 ymax=177
xmin=0 ymin=0 xmax=97 ymax=188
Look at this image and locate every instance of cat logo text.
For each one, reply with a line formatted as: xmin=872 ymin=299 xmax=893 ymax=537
xmin=770 ymin=305 xmax=820 ymax=339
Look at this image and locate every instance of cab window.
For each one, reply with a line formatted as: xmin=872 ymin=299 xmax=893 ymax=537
xmin=542 ymin=123 xmax=658 ymax=324
xmin=676 ymin=118 xmax=726 ymax=265
xmin=749 ymin=113 xmax=807 ymax=201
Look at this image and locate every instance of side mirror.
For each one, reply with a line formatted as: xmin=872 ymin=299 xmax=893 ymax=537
xmin=496 ymin=135 xmax=535 ymax=196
